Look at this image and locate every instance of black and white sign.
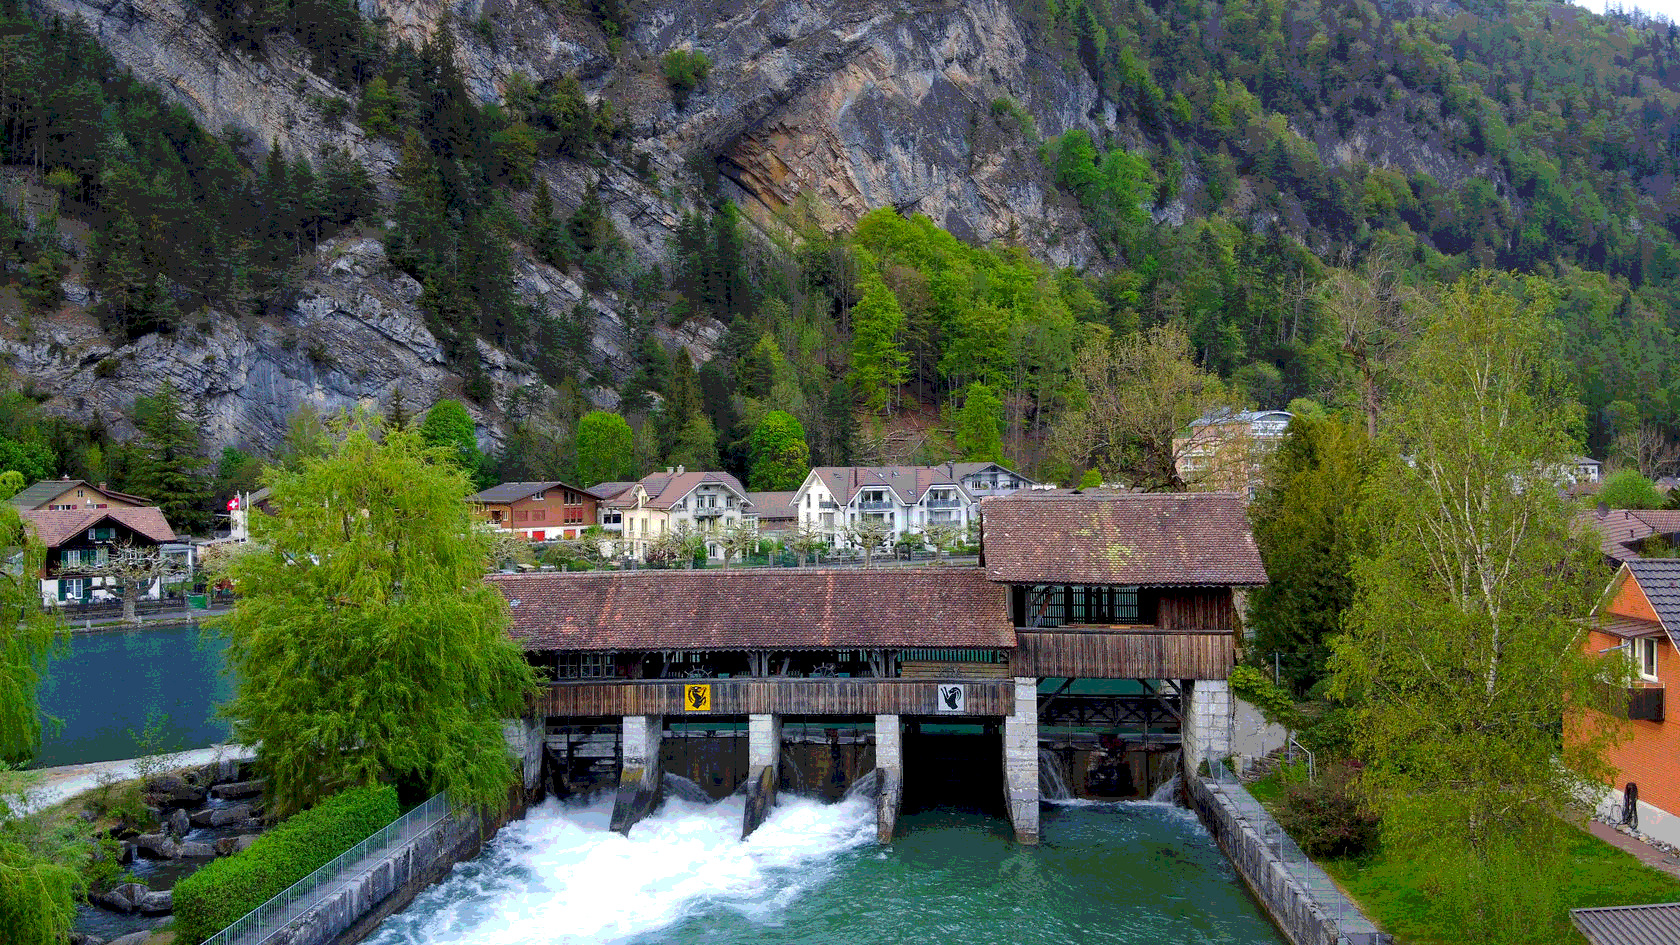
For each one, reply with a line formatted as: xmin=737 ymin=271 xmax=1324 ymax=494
xmin=936 ymin=684 xmax=966 ymax=714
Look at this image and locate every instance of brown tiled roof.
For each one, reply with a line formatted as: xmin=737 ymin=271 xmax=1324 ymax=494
xmin=980 ymin=492 xmax=1267 ymax=586
xmin=1577 ymin=508 xmax=1680 ymax=564
xmin=22 ymin=507 xmax=176 ymax=548
xmin=605 ymin=471 xmax=749 ymax=510
xmin=746 ymin=491 xmax=798 ymax=521
xmin=487 ymin=568 xmax=1013 ymax=651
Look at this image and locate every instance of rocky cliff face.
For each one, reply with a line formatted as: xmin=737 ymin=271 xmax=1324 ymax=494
xmin=20 ymin=0 xmax=1108 ymax=449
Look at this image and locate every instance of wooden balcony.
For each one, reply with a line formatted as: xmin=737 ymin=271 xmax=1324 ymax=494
xmin=1015 ymin=627 xmax=1234 ymax=680
xmin=543 ymin=677 xmax=1015 ymax=717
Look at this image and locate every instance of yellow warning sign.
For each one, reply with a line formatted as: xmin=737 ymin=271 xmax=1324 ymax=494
xmin=683 ymin=684 xmax=712 ymax=712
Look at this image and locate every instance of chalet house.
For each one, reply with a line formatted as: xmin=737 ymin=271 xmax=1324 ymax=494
xmin=1577 ymin=506 xmax=1680 ymax=568
xmin=593 ymin=468 xmax=752 ymax=561
xmin=469 ymin=481 xmax=600 ymax=542
xmin=1575 ymin=559 xmax=1680 ymax=848
xmin=1173 ymin=410 xmax=1292 ymax=497
xmin=22 ymin=506 xmax=180 ymax=604
xmin=790 ymin=464 xmax=1037 ymax=550
xmin=10 ymin=478 xmax=150 ymax=512
xmin=1574 ymin=456 xmax=1605 ymax=485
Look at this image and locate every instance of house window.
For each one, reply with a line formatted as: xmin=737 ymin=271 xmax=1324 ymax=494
xmin=531 ymin=510 xmax=546 ymax=522
xmin=61 ymin=578 xmax=84 ymax=601
xmin=515 ymin=510 xmax=529 ymax=522
xmin=1639 ymin=637 xmax=1660 ymax=680
xmin=556 ymin=653 xmax=613 ymax=679
xmin=88 ymin=527 xmax=115 ymax=541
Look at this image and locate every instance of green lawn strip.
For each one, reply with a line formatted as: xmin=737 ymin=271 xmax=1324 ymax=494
xmin=1318 ymin=826 xmax=1680 ymax=945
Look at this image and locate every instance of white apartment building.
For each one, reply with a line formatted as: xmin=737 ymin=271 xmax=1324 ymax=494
xmin=595 ymin=467 xmax=752 ymax=560
xmin=790 ymin=463 xmax=1036 ymax=550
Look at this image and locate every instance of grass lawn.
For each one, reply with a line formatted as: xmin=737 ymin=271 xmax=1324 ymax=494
xmin=1243 ymin=768 xmax=1680 ymax=944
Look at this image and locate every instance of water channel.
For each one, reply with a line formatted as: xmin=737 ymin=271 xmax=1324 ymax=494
xmin=35 ymin=623 xmax=233 ymax=767
xmin=366 ymin=793 xmax=1285 ymax=945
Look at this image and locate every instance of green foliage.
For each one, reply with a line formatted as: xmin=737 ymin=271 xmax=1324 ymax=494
xmin=988 ymin=96 xmax=1037 ymax=140
xmin=130 ymin=383 xmax=210 ymax=534
xmin=747 ymin=410 xmax=810 ymax=490
xmin=847 ymin=273 xmax=909 ymax=413
xmin=0 ymin=508 xmax=57 ymax=766
xmin=418 ymin=399 xmax=485 ymax=484
xmin=952 ymin=383 xmax=1004 ymax=463
xmin=172 ymin=785 xmax=400 ymax=945
xmin=1330 ymin=276 xmax=1614 ymax=942
xmin=218 ymin=420 xmax=537 ymax=816
xmin=1247 ymin=416 xmax=1373 ymax=694
xmin=1272 ymin=762 xmax=1379 ymax=859
xmin=1226 ymin=664 xmax=1298 ymax=729
xmin=661 ymin=50 xmax=711 ymax=107
xmin=1598 ymin=469 xmax=1664 ymax=510
xmin=0 ymin=832 xmax=81 ymax=945
xmin=1076 ymin=468 xmax=1102 ymax=488
xmin=574 ymin=411 xmax=635 ymax=486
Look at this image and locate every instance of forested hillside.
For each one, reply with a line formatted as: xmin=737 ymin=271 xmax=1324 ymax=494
xmin=2 ymin=0 xmax=1680 ymax=517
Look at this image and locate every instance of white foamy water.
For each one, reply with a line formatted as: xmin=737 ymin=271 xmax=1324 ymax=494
xmin=365 ymin=792 xmax=877 ymax=945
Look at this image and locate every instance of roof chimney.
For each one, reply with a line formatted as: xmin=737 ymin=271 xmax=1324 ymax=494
xmin=98 ymin=482 xmax=108 ymax=491
xmin=666 ymin=467 xmax=674 ymax=474
xmin=677 ymin=465 xmax=685 ymax=475
xmin=1598 ymin=501 xmax=1610 ymax=519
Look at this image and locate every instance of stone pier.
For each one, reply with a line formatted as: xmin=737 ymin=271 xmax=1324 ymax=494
xmin=874 ymin=714 xmax=903 ymax=843
xmin=1002 ymin=677 xmax=1039 ymax=844
xmin=742 ymin=713 xmax=782 ymax=838
xmin=609 ymin=715 xmax=663 ymax=835
xmin=1183 ymin=679 xmax=1233 ymax=777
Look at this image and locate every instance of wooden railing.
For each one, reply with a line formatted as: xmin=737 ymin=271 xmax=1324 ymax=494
xmin=1015 ymin=627 xmax=1234 ymax=680
xmin=544 ymin=678 xmax=1014 ymax=717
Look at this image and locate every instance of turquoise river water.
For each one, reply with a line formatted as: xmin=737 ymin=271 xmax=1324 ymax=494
xmin=35 ymin=624 xmax=233 ymax=767
xmin=364 ymin=793 xmax=1285 ymax=945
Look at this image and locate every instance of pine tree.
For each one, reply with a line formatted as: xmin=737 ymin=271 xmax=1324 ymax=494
xmin=952 ymin=383 xmax=1005 ymax=463
xmin=131 ymin=384 xmax=209 ymax=534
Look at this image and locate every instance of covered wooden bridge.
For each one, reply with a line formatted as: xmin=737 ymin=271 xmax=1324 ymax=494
xmin=488 ymin=491 xmax=1267 ymax=844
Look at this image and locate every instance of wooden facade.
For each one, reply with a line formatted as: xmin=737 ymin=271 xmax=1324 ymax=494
xmin=544 ymin=678 xmax=1015 ymax=717
xmin=1014 ymin=628 xmax=1234 ymax=680
xmin=1157 ymin=589 xmax=1238 ymax=632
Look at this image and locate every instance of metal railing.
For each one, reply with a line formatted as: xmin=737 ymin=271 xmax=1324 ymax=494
xmin=1287 ymin=734 xmax=1317 ymax=782
xmin=202 ymin=792 xmax=451 ymax=945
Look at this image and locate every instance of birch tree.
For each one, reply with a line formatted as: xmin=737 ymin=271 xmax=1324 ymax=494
xmin=1329 ymin=275 xmax=1618 ymax=942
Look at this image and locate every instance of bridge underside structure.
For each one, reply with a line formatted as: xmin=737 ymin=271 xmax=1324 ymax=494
xmin=489 ymin=492 xmax=1267 ymax=845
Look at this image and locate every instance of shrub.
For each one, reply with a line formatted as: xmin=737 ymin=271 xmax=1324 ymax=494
xmin=1229 ymin=664 xmax=1300 ymax=729
xmin=1274 ymin=762 xmax=1379 ymax=859
xmin=661 ymin=50 xmax=711 ymax=108
xmin=172 ymin=785 xmax=400 ymax=945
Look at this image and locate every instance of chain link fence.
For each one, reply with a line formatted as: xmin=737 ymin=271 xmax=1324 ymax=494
xmin=202 ymin=792 xmax=450 ymax=945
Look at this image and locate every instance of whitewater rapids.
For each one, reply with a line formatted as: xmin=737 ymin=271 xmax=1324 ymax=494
xmin=364 ymin=792 xmax=877 ymax=945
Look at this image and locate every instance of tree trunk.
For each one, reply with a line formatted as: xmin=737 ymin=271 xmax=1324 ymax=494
xmin=123 ymin=581 xmax=139 ymax=625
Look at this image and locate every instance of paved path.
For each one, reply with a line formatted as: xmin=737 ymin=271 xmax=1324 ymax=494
xmin=9 ymin=744 xmax=254 ymax=815
xmin=1588 ymin=820 xmax=1680 ymax=879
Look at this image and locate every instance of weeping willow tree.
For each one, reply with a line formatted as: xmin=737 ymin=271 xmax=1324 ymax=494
xmin=217 ymin=416 xmax=539 ymax=816
xmin=0 ymin=469 xmax=77 ymax=944
xmin=1330 ymin=275 xmax=1619 ymax=943
xmin=0 ymin=468 xmax=58 ymax=766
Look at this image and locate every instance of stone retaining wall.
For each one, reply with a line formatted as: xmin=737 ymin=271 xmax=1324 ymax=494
xmin=1188 ymin=773 xmax=1390 ymax=945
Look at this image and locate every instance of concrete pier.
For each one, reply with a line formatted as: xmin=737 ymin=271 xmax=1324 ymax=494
xmin=609 ymin=715 xmax=664 ymax=834
xmin=742 ymin=713 xmax=782 ymax=838
xmin=875 ymin=714 xmax=903 ymax=842
xmin=1002 ymin=677 xmax=1040 ymax=844
xmin=1183 ymin=680 xmax=1233 ymax=777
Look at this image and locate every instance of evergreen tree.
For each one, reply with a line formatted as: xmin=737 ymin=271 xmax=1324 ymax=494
xmin=953 ymin=383 xmax=1005 ymax=463
xmin=747 ymin=410 xmax=810 ymax=490
xmin=1247 ymin=415 xmax=1372 ymax=694
xmin=130 ymin=384 xmax=209 ymax=534
xmin=666 ymin=413 xmax=719 ymax=471
xmin=848 ymin=274 xmax=909 ymax=413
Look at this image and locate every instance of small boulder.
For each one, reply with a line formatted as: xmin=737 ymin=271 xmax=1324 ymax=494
xmin=191 ymin=803 xmax=252 ymax=828
xmin=118 ymin=841 xmax=135 ymax=864
xmin=211 ymin=779 xmax=265 ymax=800
xmin=89 ymin=887 xmax=135 ymax=914
xmin=133 ymin=833 xmax=181 ymax=860
xmin=214 ymin=834 xmax=259 ymax=856
xmin=144 ymin=774 xmax=207 ymax=808
xmin=108 ymin=933 xmax=153 ymax=945
xmin=177 ymin=841 xmax=216 ymax=858
xmin=168 ymin=808 xmax=191 ymax=838
xmin=135 ymin=888 xmax=173 ymax=915
xmin=70 ymin=932 xmax=108 ymax=945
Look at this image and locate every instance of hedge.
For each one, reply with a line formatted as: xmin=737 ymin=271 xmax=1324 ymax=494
xmin=172 ymin=784 xmax=401 ymax=945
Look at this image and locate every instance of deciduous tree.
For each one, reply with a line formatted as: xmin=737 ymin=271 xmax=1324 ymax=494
xmin=952 ymin=383 xmax=1004 ymax=464
xmin=1330 ymin=276 xmax=1616 ymax=942
xmin=848 ymin=272 xmax=909 ymax=414
xmin=217 ymin=419 xmax=538 ymax=815
xmin=747 ymin=410 xmax=810 ymax=491
xmin=575 ymin=411 xmax=635 ymax=486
